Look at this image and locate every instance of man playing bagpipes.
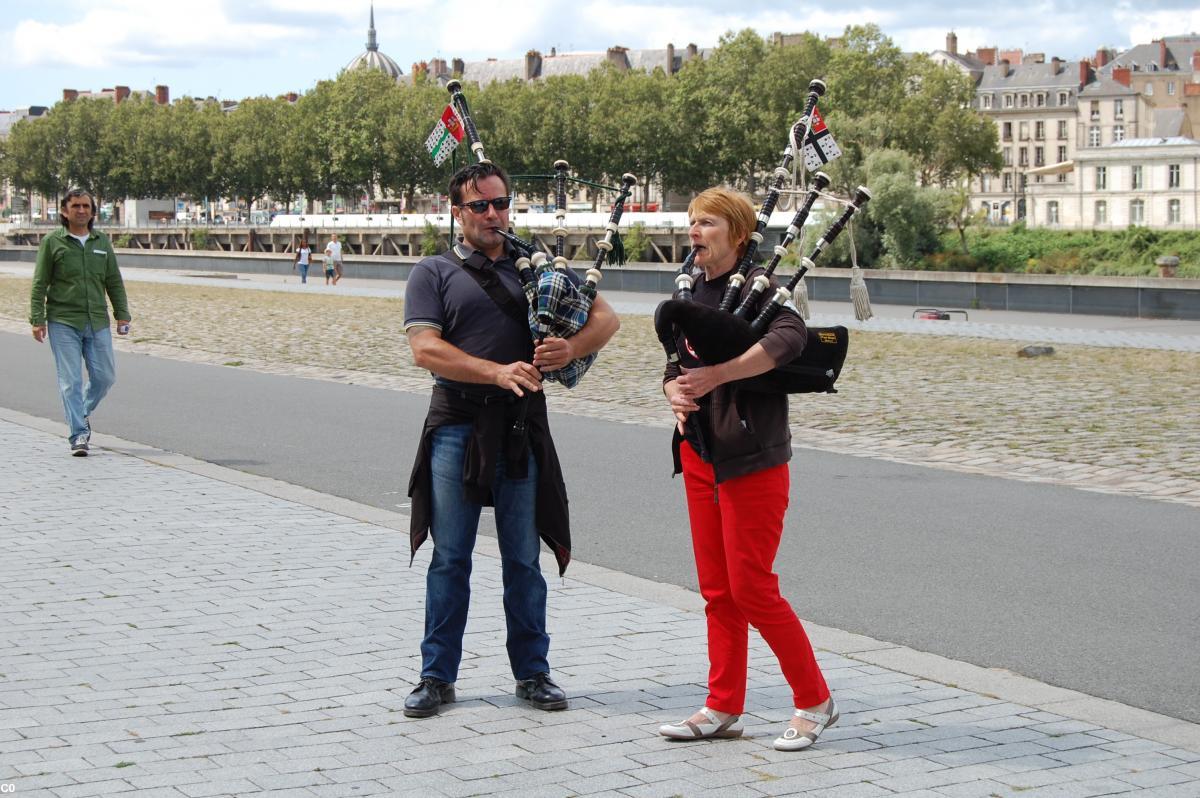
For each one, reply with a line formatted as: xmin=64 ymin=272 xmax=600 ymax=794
xmin=402 ymin=161 xmax=620 ymax=718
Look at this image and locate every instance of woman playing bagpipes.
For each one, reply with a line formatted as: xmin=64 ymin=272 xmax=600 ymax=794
xmin=658 ymin=187 xmax=838 ymax=751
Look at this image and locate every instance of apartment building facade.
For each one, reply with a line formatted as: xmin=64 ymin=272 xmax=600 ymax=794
xmin=968 ymin=34 xmax=1200 ymax=230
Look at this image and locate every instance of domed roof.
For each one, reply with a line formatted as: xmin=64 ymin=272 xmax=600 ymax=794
xmin=345 ymin=4 xmax=403 ymax=80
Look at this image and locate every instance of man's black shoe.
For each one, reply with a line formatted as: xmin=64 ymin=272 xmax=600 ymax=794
xmin=515 ymin=673 xmax=568 ymax=711
xmin=403 ymin=677 xmax=455 ymax=718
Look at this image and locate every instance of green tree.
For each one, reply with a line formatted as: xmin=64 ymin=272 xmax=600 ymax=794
xmin=377 ymin=74 xmax=459 ymax=209
xmin=213 ymin=96 xmax=289 ymax=218
xmin=863 ymin=149 xmax=946 ymax=267
xmin=894 ymin=56 xmax=1002 ymax=186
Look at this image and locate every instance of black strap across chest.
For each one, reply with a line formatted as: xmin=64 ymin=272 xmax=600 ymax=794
xmin=453 ymin=244 xmax=529 ymax=330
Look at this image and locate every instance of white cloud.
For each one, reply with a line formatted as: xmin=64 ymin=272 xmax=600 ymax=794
xmin=11 ymin=1 xmax=301 ymax=69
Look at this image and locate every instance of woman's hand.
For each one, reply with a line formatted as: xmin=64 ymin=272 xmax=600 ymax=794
xmin=676 ymin=365 xmax=724 ymax=402
xmin=664 ymin=379 xmax=700 ymax=435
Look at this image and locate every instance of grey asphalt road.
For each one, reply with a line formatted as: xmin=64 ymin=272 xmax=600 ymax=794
xmin=3 ymin=331 xmax=1197 ymax=724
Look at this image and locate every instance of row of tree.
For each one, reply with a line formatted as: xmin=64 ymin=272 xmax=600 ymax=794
xmin=0 ymin=25 xmax=1001 ymax=266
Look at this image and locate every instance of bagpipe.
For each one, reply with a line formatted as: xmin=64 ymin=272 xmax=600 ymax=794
xmin=654 ymin=79 xmax=872 ymax=395
xmin=446 ymin=79 xmax=635 ymax=389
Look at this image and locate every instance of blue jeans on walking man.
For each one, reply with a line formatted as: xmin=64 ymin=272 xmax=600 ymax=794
xmin=421 ymin=423 xmax=549 ymax=684
xmin=47 ymin=321 xmax=116 ymax=440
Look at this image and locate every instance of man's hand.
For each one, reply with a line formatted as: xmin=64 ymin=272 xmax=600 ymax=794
xmin=116 ymin=320 xmax=131 ymax=336
xmin=532 ymin=336 xmax=575 ymax=371
xmin=31 ymin=325 xmax=46 ymax=343
xmin=494 ymin=361 xmax=544 ymax=397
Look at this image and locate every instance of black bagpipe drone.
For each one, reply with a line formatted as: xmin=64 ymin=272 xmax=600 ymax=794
xmin=446 ymin=79 xmax=635 ymax=390
xmin=654 ymin=79 xmax=872 ymax=395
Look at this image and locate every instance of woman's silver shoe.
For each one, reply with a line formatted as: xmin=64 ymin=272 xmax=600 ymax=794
xmin=659 ymin=706 xmax=744 ymax=740
xmin=773 ymin=698 xmax=838 ymax=751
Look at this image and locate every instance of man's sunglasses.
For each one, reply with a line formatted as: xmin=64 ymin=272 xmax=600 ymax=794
xmin=460 ymin=196 xmax=512 ymax=214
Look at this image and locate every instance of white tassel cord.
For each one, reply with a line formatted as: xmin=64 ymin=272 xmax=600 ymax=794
xmin=847 ymin=220 xmax=873 ymax=321
xmin=793 ymin=274 xmax=811 ymax=320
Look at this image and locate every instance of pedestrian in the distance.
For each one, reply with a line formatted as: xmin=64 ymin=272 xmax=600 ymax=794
xmin=29 ymin=188 xmax=132 ymax=456
xmin=294 ymin=238 xmax=312 ymax=284
xmin=324 ymin=233 xmax=344 ymax=285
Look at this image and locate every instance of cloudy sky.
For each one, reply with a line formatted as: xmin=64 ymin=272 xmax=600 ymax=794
xmin=2 ymin=0 xmax=1198 ymax=110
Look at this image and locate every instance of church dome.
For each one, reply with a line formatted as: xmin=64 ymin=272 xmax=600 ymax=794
xmin=345 ymin=5 xmax=403 ymax=79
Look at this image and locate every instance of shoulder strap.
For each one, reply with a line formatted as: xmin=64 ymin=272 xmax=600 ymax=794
xmin=452 ymin=244 xmax=529 ymax=329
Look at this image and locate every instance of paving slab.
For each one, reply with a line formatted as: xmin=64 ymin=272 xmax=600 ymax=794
xmin=2 ymin=408 xmax=1199 ymax=797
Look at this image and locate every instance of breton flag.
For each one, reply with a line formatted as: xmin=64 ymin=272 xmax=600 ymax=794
xmin=802 ymin=108 xmax=842 ymax=171
xmin=425 ymin=105 xmax=465 ymax=166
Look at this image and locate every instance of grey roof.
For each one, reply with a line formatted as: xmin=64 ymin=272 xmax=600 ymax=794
xmin=1110 ymin=136 xmax=1198 ymax=147
xmin=1153 ymin=109 xmax=1187 ymax=138
xmin=1078 ymin=75 xmax=1136 ymax=97
xmin=0 ymin=106 xmax=48 ymax=138
xmin=452 ymin=46 xmax=712 ymax=85
xmin=346 ymin=49 xmax=404 ymax=79
xmin=540 ymin=53 xmax=608 ymax=79
xmin=1101 ymin=35 xmax=1200 ymax=74
xmin=459 ymin=58 xmax=525 ymax=85
xmin=977 ymin=61 xmax=1082 ymax=90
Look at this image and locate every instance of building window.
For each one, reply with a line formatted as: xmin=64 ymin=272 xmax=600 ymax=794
xmin=1145 ymin=83 xmax=1153 ymax=96
xmin=1057 ymin=173 xmax=1067 ymax=183
xmin=1021 ymin=174 xmax=1028 ymax=190
xmin=1113 ymin=125 xmax=1125 ymax=143
xmin=1095 ymin=200 xmax=1107 ymax=224
xmin=1004 ymin=93 xmax=1014 ymax=108
xmin=1095 ymin=166 xmax=1107 ymax=190
xmin=1058 ymin=91 xmax=1069 ymax=105
xmin=981 ymin=175 xmax=991 ymax=192
xmin=1002 ymin=122 xmax=1012 ymax=141
xmin=1113 ymin=99 xmax=1124 ymax=119
xmin=1047 ymin=201 xmax=1059 ymax=224
xmin=1130 ymin=199 xmax=1144 ymax=224
xmin=1090 ymin=100 xmax=1100 ymax=120
xmin=982 ymin=94 xmax=993 ymax=109
xmin=1035 ymin=121 xmax=1045 ymax=140
xmin=1131 ymin=165 xmax=1143 ymax=190
xmin=1169 ymin=163 xmax=1181 ymax=188
xmin=1168 ymin=81 xmax=1176 ymax=96
xmin=1168 ymin=199 xmax=1181 ymax=223
xmin=1019 ymin=121 xmax=1029 ymax=140
xmin=1057 ymin=145 xmax=1067 ymax=162
xmin=1057 ymin=120 xmax=1068 ymax=139
xmin=1088 ymin=126 xmax=1101 ymax=147
xmin=1019 ymin=147 xmax=1029 ymax=167
xmin=1035 ymin=146 xmax=1045 ymax=166
xmin=1003 ymin=147 xmax=1012 ymax=166
xmin=1020 ymin=93 xmax=1030 ymax=108
xmin=1003 ymin=173 xmax=1013 ymax=191
xmin=1035 ymin=93 xmax=1046 ymax=107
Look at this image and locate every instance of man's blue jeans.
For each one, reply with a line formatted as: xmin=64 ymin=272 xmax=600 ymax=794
xmin=47 ymin=322 xmax=116 ymax=439
xmin=421 ymin=423 xmax=549 ymax=683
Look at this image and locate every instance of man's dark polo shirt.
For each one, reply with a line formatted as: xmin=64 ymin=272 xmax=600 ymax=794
xmin=404 ymin=244 xmax=536 ymax=395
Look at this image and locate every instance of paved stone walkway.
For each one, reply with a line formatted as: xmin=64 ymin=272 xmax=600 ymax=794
xmin=2 ymin=413 xmax=1199 ymax=798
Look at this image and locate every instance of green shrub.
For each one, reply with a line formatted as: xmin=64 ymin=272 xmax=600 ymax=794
xmin=190 ymin=228 xmax=209 ymax=250
xmin=112 ymin=234 xmax=133 ymax=248
xmin=420 ymin=220 xmax=443 ymax=256
xmin=621 ymin=222 xmax=652 ymax=262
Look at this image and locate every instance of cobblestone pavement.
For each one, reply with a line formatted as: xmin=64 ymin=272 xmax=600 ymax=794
xmin=2 ymin=270 xmax=1199 ymax=508
xmin=3 ymin=415 xmax=1199 ymax=798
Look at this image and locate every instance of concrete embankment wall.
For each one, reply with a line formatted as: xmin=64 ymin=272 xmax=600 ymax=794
xmin=3 ymin=247 xmax=1197 ymax=320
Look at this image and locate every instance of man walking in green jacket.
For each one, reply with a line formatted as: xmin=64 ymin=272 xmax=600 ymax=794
xmin=29 ymin=188 xmax=132 ymax=456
